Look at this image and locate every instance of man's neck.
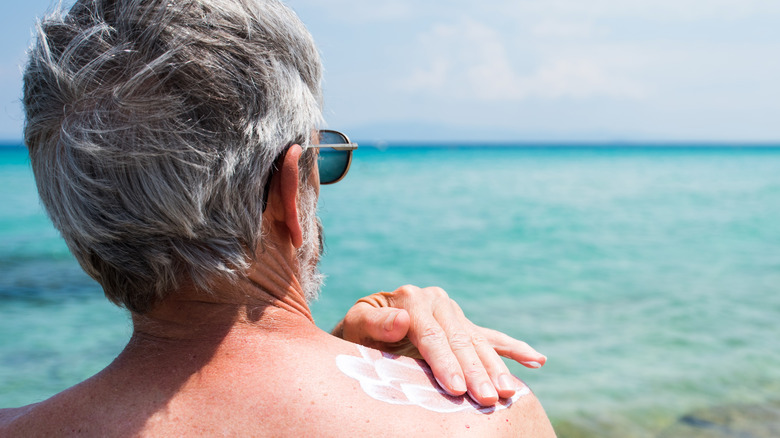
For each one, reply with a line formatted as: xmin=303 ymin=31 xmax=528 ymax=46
xmin=131 ymin=298 xmax=311 ymax=343
xmin=129 ymin=230 xmax=315 ymax=349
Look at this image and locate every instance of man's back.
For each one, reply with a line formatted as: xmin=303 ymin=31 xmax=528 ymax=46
xmin=1 ymin=315 xmax=554 ymax=437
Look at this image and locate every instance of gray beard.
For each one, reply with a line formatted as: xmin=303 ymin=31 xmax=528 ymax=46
xmin=296 ymin=184 xmax=325 ymax=304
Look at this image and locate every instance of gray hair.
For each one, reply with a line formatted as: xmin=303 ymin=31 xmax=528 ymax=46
xmin=23 ymin=0 xmax=323 ymax=313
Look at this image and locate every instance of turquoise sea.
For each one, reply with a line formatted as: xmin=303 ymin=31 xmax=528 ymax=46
xmin=1 ymin=143 xmax=779 ymax=437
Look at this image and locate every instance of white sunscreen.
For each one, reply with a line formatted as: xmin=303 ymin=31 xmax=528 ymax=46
xmin=336 ymin=345 xmax=529 ymax=414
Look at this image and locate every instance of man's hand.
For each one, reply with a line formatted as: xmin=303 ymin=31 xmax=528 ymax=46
xmin=331 ymin=285 xmax=547 ymax=407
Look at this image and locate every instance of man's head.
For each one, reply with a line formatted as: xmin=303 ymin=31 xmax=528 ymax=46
xmin=23 ymin=0 xmax=323 ymax=313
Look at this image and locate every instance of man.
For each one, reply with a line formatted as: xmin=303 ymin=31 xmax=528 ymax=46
xmin=1 ymin=0 xmax=554 ymax=435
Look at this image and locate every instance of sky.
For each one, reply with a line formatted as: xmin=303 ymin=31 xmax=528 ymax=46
xmin=3 ymin=0 xmax=780 ymax=143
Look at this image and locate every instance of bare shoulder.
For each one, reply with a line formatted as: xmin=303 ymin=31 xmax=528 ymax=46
xmin=0 ymin=405 xmax=32 ymax=433
xmin=495 ymin=379 xmax=556 ymax=437
xmin=0 ymin=401 xmax=59 ymax=436
xmin=0 ymin=336 xmax=555 ymax=437
xmin=0 ymin=376 xmax=120 ymax=437
xmin=298 ymin=342 xmax=556 ymax=437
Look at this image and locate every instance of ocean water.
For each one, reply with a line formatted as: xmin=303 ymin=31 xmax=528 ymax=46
xmin=1 ymin=143 xmax=779 ymax=436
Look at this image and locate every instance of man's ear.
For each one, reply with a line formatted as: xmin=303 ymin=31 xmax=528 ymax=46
xmin=275 ymin=144 xmax=304 ymax=248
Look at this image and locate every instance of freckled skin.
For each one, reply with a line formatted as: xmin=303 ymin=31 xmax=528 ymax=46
xmin=0 ymin=322 xmax=554 ymax=437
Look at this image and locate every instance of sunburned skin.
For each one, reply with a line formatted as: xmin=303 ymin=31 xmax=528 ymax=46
xmin=337 ymin=345 xmax=529 ymax=414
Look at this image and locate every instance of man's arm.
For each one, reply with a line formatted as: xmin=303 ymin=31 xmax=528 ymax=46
xmin=332 ymin=284 xmax=547 ymax=406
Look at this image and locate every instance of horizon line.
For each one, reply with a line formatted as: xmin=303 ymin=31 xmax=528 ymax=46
xmin=3 ymin=140 xmax=780 ymax=149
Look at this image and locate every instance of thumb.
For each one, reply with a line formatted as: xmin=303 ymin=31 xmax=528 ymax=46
xmin=344 ymin=304 xmax=410 ymax=344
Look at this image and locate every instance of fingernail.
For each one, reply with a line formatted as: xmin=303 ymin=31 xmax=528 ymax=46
xmin=452 ymin=374 xmax=466 ymax=393
xmin=498 ymin=374 xmax=514 ymax=391
xmin=480 ymin=382 xmax=497 ymax=400
xmin=521 ymin=361 xmax=542 ymax=369
xmin=383 ymin=312 xmax=397 ymax=331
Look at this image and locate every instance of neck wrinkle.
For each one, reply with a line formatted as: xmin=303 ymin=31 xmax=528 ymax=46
xmin=131 ymin=226 xmax=314 ymax=345
xmin=248 ymin=231 xmax=314 ymax=323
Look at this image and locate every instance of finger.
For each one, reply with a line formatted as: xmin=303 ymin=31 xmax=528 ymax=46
xmin=387 ymin=285 xmax=468 ymax=395
xmin=481 ymin=327 xmax=547 ymax=368
xmin=343 ymin=303 xmax=410 ymax=345
xmin=406 ymin=314 xmax=467 ymax=397
xmin=435 ymin=305 xmax=498 ymax=406
xmin=470 ymin=326 xmax=517 ymax=399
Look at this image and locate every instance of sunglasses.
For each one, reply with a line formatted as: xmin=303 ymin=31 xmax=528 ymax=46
xmin=262 ymin=129 xmax=358 ymax=211
xmin=316 ymin=129 xmax=358 ymax=184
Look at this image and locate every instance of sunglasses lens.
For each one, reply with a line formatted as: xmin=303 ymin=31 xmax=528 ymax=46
xmin=319 ymin=130 xmax=347 ymax=144
xmin=318 ymin=148 xmax=350 ymax=184
xmin=316 ymin=130 xmax=355 ymax=184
